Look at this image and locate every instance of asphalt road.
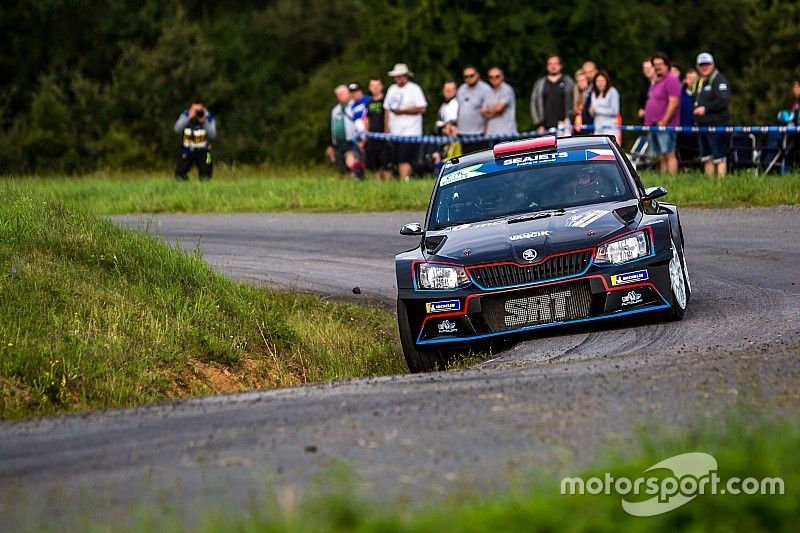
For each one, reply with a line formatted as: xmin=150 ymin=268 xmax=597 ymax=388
xmin=1 ymin=207 xmax=799 ymax=525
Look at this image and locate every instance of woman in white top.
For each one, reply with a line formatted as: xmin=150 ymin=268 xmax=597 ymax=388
xmin=589 ymin=71 xmax=621 ymax=144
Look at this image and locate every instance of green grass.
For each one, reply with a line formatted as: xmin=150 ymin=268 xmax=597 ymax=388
xmin=5 ymin=166 xmax=799 ymax=214
xmin=642 ymin=171 xmax=800 ymax=208
xmin=5 ymin=165 xmax=434 ymax=214
xmin=0 ymin=187 xmax=405 ymax=419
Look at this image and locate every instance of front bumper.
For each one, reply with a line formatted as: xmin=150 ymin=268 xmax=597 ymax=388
xmin=399 ymin=259 xmax=673 ymax=346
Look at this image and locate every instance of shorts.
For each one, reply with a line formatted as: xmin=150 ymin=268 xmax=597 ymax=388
xmin=649 ymin=130 xmax=676 ymax=154
xmin=697 ymin=132 xmax=729 ymax=163
xmin=364 ymin=138 xmax=391 ymax=170
xmin=393 ymin=142 xmax=421 ymax=166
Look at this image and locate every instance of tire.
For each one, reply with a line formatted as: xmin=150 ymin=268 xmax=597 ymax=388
xmin=668 ymin=239 xmax=691 ymax=320
xmin=397 ymin=298 xmax=446 ymax=373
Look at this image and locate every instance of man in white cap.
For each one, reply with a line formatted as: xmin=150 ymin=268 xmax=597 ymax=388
xmin=692 ymin=52 xmax=730 ymax=176
xmin=383 ymin=63 xmax=428 ymax=180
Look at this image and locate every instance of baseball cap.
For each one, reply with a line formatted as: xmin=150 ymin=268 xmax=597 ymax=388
xmin=696 ymin=52 xmax=714 ymax=65
xmin=347 ymin=82 xmax=361 ymax=91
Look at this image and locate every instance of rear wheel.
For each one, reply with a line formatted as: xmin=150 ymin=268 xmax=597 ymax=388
xmin=397 ymin=299 xmax=446 ymax=373
xmin=668 ymin=240 xmax=690 ymax=320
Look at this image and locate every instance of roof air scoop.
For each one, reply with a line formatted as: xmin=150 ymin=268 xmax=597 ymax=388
xmin=493 ymin=136 xmax=557 ymax=159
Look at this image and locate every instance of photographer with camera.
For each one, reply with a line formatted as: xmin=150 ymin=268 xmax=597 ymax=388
xmin=174 ymin=97 xmax=217 ymax=180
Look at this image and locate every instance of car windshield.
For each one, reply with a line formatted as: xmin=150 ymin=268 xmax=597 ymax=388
xmin=430 ymin=157 xmax=633 ymax=230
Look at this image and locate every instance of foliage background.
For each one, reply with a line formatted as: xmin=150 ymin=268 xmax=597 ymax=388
xmin=1 ymin=0 xmax=798 ymax=174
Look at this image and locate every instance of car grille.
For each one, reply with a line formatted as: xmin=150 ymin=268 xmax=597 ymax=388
xmin=469 ymin=250 xmax=592 ymax=289
xmin=481 ymin=280 xmax=592 ymax=333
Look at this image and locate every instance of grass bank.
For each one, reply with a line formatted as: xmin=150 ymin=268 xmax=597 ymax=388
xmin=0 ymin=188 xmax=405 ymax=419
xmin=5 ymin=166 xmax=800 ymax=214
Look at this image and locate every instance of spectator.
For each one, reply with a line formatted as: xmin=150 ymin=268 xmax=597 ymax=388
xmin=326 ymin=85 xmax=363 ymax=179
xmin=589 ymin=71 xmax=621 ymax=143
xmin=174 ymin=97 xmax=217 ymax=180
xmin=580 ymin=60 xmax=598 ymax=128
xmin=572 ymin=69 xmax=588 ymax=129
xmin=482 ymin=66 xmax=518 ymax=136
xmin=645 ymin=52 xmax=681 ymax=174
xmin=365 ymin=77 xmax=391 ymax=179
xmin=680 ymin=69 xmax=698 ymax=127
xmin=384 ymin=63 xmax=427 ymax=181
xmin=671 ymin=65 xmax=682 ymax=80
xmin=637 ymin=59 xmax=656 ymax=121
xmin=432 ymin=121 xmax=462 ymax=175
xmin=457 ymin=65 xmax=492 ymax=136
xmin=435 ymin=80 xmax=459 ymax=132
xmin=790 ymin=80 xmax=800 ymax=125
xmin=789 ymin=80 xmax=800 ymax=167
xmin=348 ymin=82 xmax=369 ymax=136
xmin=531 ymin=55 xmax=575 ymax=134
xmin=678 ymin=68 xmax=699 ymax=164
xmin=693 ymin=52 xmax=730 ymax=177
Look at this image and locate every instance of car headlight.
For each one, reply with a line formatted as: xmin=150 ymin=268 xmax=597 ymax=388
xmin=418 ymin=264 xmax=470 ymax=290
xmin=595 ymin=232 xmax=649 ymax=264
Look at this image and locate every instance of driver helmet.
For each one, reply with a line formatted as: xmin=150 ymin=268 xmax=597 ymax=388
xmin=575 ymin=166 xmax=602 ymax=190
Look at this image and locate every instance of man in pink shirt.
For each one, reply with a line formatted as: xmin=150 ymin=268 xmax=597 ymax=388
xmin=644 ymin=52 xmax=681 ymax=174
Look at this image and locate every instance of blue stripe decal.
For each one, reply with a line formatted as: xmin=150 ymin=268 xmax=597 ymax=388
xmin=416 ymin=301 xmax=671 ymax=345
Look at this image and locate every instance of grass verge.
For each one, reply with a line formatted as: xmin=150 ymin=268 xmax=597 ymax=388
xmin=22 ymin=414 xmax=799 ymax=531
xmin=5 ymin=166 xmax=800 ymax=214
xmin=0 ymin=187 xmax=405 ymax=419
xmin=207 ymin=416 xmax=800 ymax=532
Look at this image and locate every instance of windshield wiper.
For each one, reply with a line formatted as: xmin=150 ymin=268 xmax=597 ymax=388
xmin=507 ymin=209 xmax=565 ymax=224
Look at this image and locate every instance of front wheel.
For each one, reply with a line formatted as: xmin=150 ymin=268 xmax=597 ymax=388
xmin=397 ymin=299 xmax=446 ymax=373
xmin=668 ymin=240 xmax=691 ymax=320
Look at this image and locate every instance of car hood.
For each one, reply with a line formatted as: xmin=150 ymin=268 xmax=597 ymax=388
xmin=426 ymin=200 xmax=641 ymax=265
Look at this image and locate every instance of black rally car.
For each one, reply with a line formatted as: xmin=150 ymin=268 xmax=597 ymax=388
xmin=396 ymin=135 xmax=691 ymax=372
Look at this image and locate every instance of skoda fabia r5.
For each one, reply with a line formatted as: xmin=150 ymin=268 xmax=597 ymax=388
xmin=395 ymin=135 xmax=691 ymax=372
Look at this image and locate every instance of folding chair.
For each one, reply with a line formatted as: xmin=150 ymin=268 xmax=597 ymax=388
xmin=728 ymin=133 xmax=759 ymax=174
xmin=761 ymin=130 xmax=790 ymax=175
xmin=626 ymin=134 xmax=658 ymax=171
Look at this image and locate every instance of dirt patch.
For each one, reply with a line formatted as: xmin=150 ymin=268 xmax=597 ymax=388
xmin=177 ymin=356 xmax=273 ymax=396
xmin=0 ymin=375 xmax=34 ymax=416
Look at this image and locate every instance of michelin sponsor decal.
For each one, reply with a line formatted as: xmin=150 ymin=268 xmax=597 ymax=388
xmin=610 ymin=270 xmax=649 ymax=286
xmin=565 ymin=210 xmax=609 ymax=228
xmin=440 ymin=164 xmax=485 ymax=186
xmin=509 ymin=230 xmax=551 ymax=241
xmin=426 ymin=300 xmax=461 ymax=314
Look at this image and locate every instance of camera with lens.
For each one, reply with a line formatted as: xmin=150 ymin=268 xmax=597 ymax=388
xmin=195 ymin=108 xmax=205 ymax=119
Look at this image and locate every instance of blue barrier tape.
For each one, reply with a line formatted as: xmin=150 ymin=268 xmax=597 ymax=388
xmin=617 ymin=125 xmax=799 ymax=133
xmin=362 ymin=125 xmax=800 ymax=144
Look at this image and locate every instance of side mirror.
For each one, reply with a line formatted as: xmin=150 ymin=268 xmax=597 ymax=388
xmin=400 ymin=222 xmax=423 ymax=236
xmin=642 ymin=186 xmax=668 ymax=201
